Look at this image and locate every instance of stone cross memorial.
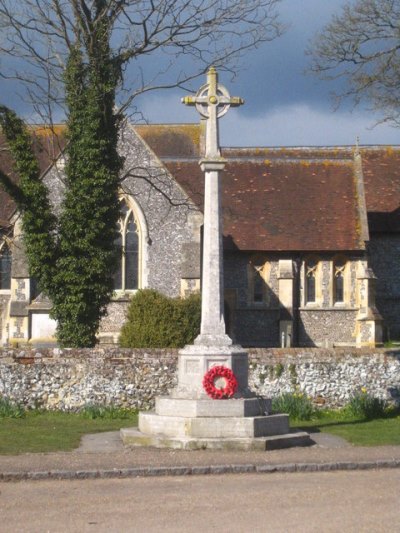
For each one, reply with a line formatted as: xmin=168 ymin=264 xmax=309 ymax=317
xmin=121 ymin=68 xmax=311 ymax=450
xmin=176 ymin=67 xmax=251 ymax=399
xmin=181 ymin=65 xmax=242 ymax=347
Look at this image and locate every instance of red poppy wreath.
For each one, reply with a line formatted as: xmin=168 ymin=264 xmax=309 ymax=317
xmin=202 ymin=366 xmax=238 ymax=399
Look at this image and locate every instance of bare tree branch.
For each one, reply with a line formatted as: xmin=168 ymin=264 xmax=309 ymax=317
xmin=308 ymin=0 xmax=400 ymax=126
xmin=0 ymin=0 xmax=285 ymax=124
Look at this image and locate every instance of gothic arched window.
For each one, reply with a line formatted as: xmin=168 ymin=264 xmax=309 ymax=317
xmin=113 ymin=200 xmax=139 ymax=291
xmin=253 ymin=268 xmax=264 ymax=303
xmin=305 ymin=257 xmax=318 ymax=304
xmin=0 ymin=245 xmax=11 ymax=290
xmin=333 ymin=258 xmax=346 ymax=304
xmin=247 ymin=258 xmax=271 ymax=306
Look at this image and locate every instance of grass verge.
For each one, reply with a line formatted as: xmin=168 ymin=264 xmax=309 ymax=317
xmin=0 ymin=410 xmax=138 ymax=455
xmin=1 ymin=406 xmax=399 ymax=454
xmin=293 ymin=410 xmax=400 ymax=446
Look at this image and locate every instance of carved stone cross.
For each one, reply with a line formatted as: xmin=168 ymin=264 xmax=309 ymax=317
xmin=182 ymin=66 xmax=244 ymax=158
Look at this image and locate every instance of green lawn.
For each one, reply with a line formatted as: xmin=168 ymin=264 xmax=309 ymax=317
xmin=0 ymin=410 xmax=138 ymax=455
xmin=293 ymin=411 xmax=400 ymax=446
xmin=1 ymin=409 xmax=400 ymax=455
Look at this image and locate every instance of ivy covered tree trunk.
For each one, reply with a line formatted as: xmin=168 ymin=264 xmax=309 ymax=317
xmin=51 ymin=44 xmax=123 ymax=347
xmin=0 ymin=107 xmax=58 ymax=293
xmin=0 ymin=14 xmax=123 ymax=347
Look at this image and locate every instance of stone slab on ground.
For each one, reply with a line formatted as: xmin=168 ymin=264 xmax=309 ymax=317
xmin=138 ymin=412 xmax=290 ymax=439
xmin=76 ymin=431 xmax=125 ymax=453
xmin=121 ymin=426 xmax=312 ymax=450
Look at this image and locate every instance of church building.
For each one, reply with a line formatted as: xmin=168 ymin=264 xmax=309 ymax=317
xmin=1 ymin=121 xmax=399 ymax=348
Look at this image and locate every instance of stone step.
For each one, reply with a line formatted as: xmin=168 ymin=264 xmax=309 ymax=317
xmin=139 ymin=412 xmax=289 ymax=439
xmin=120 ymin=427 xmax=312 ymax=451
xmin=155 ymin=397 xmax=271 ymax=418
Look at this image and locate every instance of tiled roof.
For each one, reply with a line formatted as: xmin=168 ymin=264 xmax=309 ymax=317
xmin=137 ymin=123 xmax=400 ymax=246
xmin=134 ymin=124 xmax=202 ymax=158
xmin=1 ymin=122 xmax=399 ymax=251
xmin=361 ymin=148 xmax=400 ymax=232
xmin=164 ymin=157 xmax=363 ymax=251
xmin=0 ymin=125 xmax=66 ymax=226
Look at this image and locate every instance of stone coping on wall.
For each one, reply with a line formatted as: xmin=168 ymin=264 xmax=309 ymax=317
xmin=248 ymin=347 xmax=400 ymax=364
xmin=0 ymin=346 xmax=398 ymax=364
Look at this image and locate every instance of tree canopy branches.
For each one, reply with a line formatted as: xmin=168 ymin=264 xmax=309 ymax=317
xmin=309 ymin=0 xmax=400 ymax=126
xmin=0 ymin=0 xmax=285 ymax=346
xmin=0 ymin=0 xmax=284 ymax=121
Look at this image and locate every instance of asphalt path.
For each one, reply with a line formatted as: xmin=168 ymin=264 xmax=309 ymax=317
xmin=1 ymin=469 xmax=399 ymax=532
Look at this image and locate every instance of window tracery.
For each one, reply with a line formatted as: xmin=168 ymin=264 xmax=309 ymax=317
xmin=333 ymin=258 xmax=346 ymax=304
xmin=247 ymin=258 xmax=271 ymax=305
xmin=0 ymin=243 xmax=11 ymax=290
xmin=113 ymin=200 xmax=140 ymax=291
xmin=305 ymin=258 xmax=318 ymax=304
xmin=253 ymin=265 xmax=265 ymax=303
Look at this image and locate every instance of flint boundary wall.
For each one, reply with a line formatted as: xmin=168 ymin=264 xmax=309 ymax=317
xmin=0 ymin=348 xmax=399 ymax=410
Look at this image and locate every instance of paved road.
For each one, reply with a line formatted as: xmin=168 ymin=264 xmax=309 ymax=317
xmin=1 ymin=469 xmax=399 ymax=532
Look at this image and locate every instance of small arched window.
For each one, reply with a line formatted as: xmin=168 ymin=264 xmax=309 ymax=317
xmin=0 ymin=244 xmax=11 ymax=290
xmin=305 ymin=258 xmax=318 ymax=304
xmin=248 ymin=258 xmax=271 ymax=305
xmin=253 ymin=266 xmax=265 ymax=303
xmin=113 ymin=200 xmax=139 ymax=291
xmin=333 ymin=258 xmax=346 ymax=304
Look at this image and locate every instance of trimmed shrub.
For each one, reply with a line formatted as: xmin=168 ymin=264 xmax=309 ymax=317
xmin=272 ymin=392 xmax=314 ymax=420
xmin=119 ymin=289 xmax=201 ymax=348
xmin=345 ymin=389 xmax=387 ymax=420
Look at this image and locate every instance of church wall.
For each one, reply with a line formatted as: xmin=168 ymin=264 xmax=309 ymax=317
xmin=97 ymin=126 xmax=203 ymax=342
xmin=1 ymin=124 xmax=203 ymax=345
xmin=224 ymin=252 xmax=362 ymax=347
xmin=98 ymin=299 xmax=131 ymax=344
xmin=224 ymin=252 xmax=281 ymax=346
xmin=118 ymin=125 xmax=202 ymax=299
xmin=298 ymin=309 xmax=357 ymax=347
xmin=0 ymin=294 xmax=11 ymax=344
xmin=1 ymin=347 xmax=398 ymax=410
xmin=298 ymin=256 xmax=361 ymax=347
xmin=233 ymin=309 xmax=280 ymax=347
xmin=1 ymin=125 xmax=385 ymax=349
xmin=368 ymin=234 xmax=400 ymax=340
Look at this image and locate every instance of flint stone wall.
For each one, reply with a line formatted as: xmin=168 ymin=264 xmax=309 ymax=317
xmin=0 ymin=347 xmax=399 ymax=410
xmin=368 ymin=234 xmax=400 ymax=340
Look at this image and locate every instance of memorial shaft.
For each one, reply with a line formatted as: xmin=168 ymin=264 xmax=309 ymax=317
xmin=182 ymin=67 xmax=243 ymax=345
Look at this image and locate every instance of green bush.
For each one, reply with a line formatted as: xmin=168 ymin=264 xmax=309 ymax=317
xmin=119 ymin=289 xmax=201 ymax=348
xmin=272 ymin=391 xmax=314 ymax=421
xmin=345 ymin=389 xmax=387 ymax=420
xmin=0 ymin=396 xmax=25 ymax=419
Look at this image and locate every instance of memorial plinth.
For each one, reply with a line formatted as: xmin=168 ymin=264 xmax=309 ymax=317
xmin=121 ymin=395 xmax=311 ymax=450
xmin=121 ymin=68 xmax=311 ymax=451
xmin=175 ymin=346 xmax=250 ymax=399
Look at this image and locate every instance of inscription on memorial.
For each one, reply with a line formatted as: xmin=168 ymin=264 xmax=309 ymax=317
xmin=185 ymin=359 xmax=200 ymax=374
